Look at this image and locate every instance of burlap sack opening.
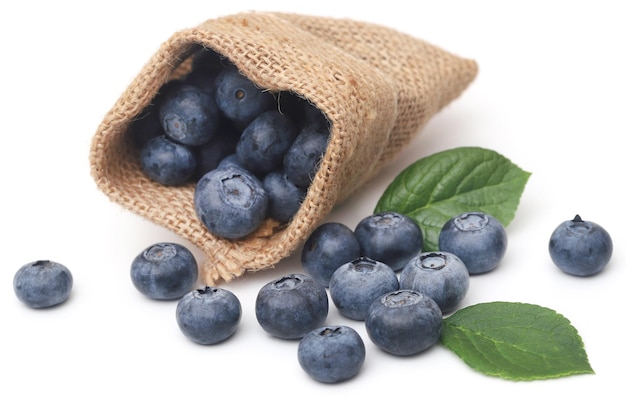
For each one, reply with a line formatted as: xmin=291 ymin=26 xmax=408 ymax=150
xmin=89 ymin=12 xmax=478 ymax=285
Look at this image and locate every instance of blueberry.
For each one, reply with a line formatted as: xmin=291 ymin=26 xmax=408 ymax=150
xmin=130 ymin=102 xmax=165 ymax=149
xmin=129 ymin=79 xmax=184 ymax=149
xmin=301 ymin=222 xmax=361 ymax=287
xmin=130 ymin=242 xmax=198 ymax=300
xmin=549 ymin=214 xmax=613 ymax=276
xmin=184 ymin=68 xmax=220 ymax=99
xmin=297 ymin=325 xmax=366 ymax=383
xmin=399 ymin=252 xmax=469 ymax=314
xmin=365 ymin=290 xmax=442 ymax=356
xmin=262 ymin=169 xmax=306 ymax=223
xmin=329 ymin=257 xmax=399 ymax=321
xmin=193 ymin=127 xmax=239 ymax=180
xmin=236 ymin=110 xmax=298 ymax=175
xmin=217 ymin=153 xmax=245 ymax=170
xmin=13 ymin=260 xmax=73 ymax=308
xmin=255 ymin=273 xmax=329 ymax=340
xmin=438 ymin=211 xmax=507 ymax=275
xmin=355 ymin=211 xmax=423 ymax=272
xmin=159 ymin=84 xmax=221 ymax=146
xmin=140 ymin=135 xmax=197 ymax=186
xmin=214 ymin=66 xmax=275 ymax=129
xmin=283 ymin=122 xmax=330 ymax=188
xmin=194 ymin=166 xmax=268 ymax=239
xmin=176 ymin=286 xmax=242 ymax=345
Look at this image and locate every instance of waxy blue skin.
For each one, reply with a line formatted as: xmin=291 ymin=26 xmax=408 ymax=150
xmin=217 ymin=153 xmax=244 ymax=170
xmin=215 ymin=66 xmax=275 ymax=129
xmin=301 ymin=222 xmax=361 ymax=287
xmin=194 ymin=166 xmax=268 ymax=239
xmin=159 ymin=84 xmax=221 ymax=146
xmin=549 ymin=215 xmax=613 ymax=276
xmin=438 ymin=211 xmax=507 ymax=275
xmin=329 ymin=257 xmax=399 ymax=321
xmin=366 ymin=290 xmax=442 ymax=356
xmin=255 ymin=273 xmax=329 ymax=340
xmin=283 ymin=122 xmax=330 ymax=188
xmin=262 ymin=169 xmax=306 ymax=223
xmin=236 ymin=110 xmax=298 ymax=175
xmin=399 ymin=251 xmax=469 ymax=314
xmin=130 ymin=242 xmax=198 ymax=300
xmin=176 ymin=286 xmax=242 ymax=345
xmin=130 ymin=79 xmax=183 ymax=149
xmin=14 ymin=260 xmax=73 ymax=308
xmin=298 ymin=325 xmax=366 ymax=383
xmin=193 ymin=127 xmax=239 ymax=180
xmin=140 ymin=135 xmax=197 ymax=186
xmin=355 ymin=211 xmax=423 ymax=272
xmin=184 ymin=67 xmax=220 ymax=99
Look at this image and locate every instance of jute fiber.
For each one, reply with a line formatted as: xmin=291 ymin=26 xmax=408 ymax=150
xmin=89 ymin=12 xmax=478 ymax=285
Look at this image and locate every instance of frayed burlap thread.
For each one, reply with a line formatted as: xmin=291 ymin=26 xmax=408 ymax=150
xmin=89 ymin=12 xmax=478 ymax=285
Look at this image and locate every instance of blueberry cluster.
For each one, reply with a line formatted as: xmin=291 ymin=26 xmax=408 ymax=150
xmin=302 ymin=210 xmax=509 ymax=313
xmin=129 ymin=242 xmax=243 ymax=345
xmin=295 ymin=211 xmax=447 ymax=365
xmin=301 ymin=212 xmax=423 ymax=288
xmin=253 ymin=272 xmax=368 ymax=383
xmin=295 ymin=210 xmax=513 ymax=369
xmin=130 ymin=48 xmax=331 ymax=239
xmin=12 ymin=183 xmax=613 ymax=383
xmin=253 ymin=265 xmax=444 ymax=381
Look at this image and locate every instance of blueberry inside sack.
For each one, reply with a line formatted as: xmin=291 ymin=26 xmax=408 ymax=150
xmin=89 ymin=12 xmax=478 ymax=285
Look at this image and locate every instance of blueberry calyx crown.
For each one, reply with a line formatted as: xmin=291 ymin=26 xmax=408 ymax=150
xmin=567 ymin=214 xmax=591 ymax=234
xmin=195 ymin=286 xmax=219 ymax=296
xmin=32 ymin=260 xmax=52 ymax=268
xmin=418 ymin=253 xmax=448 ymax=270
xmin=349 ymin=256 xmax=378 ymax=273
xmin=372 ymin=212 xmax=402 ymax=228
xmin=162 ymin=115 xmax=186 ymax=141
xmin=454 ymin=212 xmax=488 ymax=231
xmin=220 ymin=173 xmax=256 ymax=208
xmin=273 ymin=275 xmax=302 ymax=290
xmin=382 ymin=290 xmax=422 ymax=308
xmin=144 ymin=244 xmax=177 ymax=262
xmin=319 ymin=326 xmax=343 ymax=337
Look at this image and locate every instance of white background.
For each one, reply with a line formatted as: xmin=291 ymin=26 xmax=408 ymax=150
xmin=2 ymin=1 xmax=623 ymax=398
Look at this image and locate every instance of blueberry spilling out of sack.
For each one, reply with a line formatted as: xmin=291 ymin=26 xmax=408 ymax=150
xmin=129 ymin=48 xmax=331 ymax=239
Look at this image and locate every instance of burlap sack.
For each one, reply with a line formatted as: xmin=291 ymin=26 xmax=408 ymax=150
xmin=89 ymin=12 xmax=478 ymax=285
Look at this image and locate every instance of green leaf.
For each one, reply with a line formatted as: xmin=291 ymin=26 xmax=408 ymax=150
xmin=374 ymin=146 xmax=531 ymax=251
xmin=440 ymin=302 xmax=594 ymax=381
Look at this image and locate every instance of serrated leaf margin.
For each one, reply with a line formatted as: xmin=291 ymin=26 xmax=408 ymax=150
xmin=440 ymin=302 xmax=595 ymax=381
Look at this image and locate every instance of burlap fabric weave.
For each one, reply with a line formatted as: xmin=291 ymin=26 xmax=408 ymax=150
xmin=89 ymin=12 xmax=478 ymax=285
